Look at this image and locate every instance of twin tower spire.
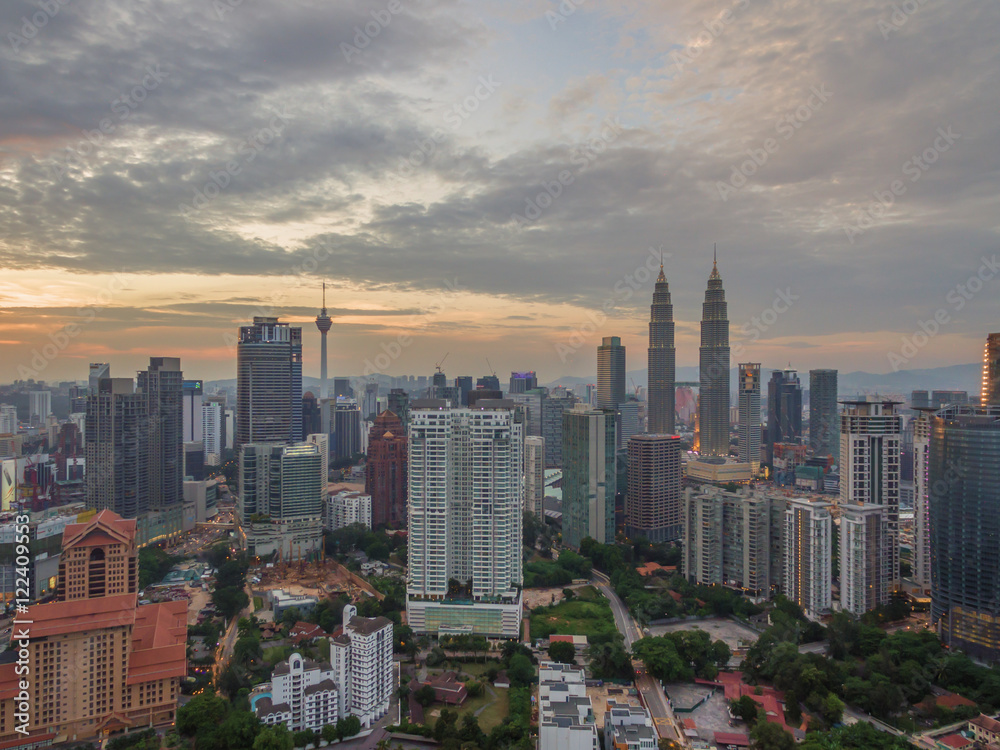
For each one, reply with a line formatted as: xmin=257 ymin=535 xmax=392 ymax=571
xmin=647 ymin=249 xmax=730 ymax=456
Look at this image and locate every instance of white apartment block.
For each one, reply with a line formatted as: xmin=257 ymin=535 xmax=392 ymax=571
xmin=28 ymin=391 xmax=50 ymax=425
xmin=326 ymin=490 xmax=372 ymax=531
xmin=306 ymin=432 xmax=330 ymax=485
xmin=538 ymin=661 xmax=599 ymax=750
xmin=406 ymin=399 xmax=524 ymax=638
xmin=525 ymin=436 xmax=546 ymax=516
xmin=330 ymin=604 xmax=394 ymax=728
xmin=912 ymin=410 xmax=932 ymax=592
xmin=840 ymin=503 xmax=889 ymax=615
xmin=202 ymin=400 xmax=223 ymax=465
xmin=783 ymin=498 xmax=832 ymax=620
xmin=604 ymin=698 xmax=657 ymax=750
xmin=253 ymin=653 xmax=339 ymax=732
xmin=840 ymin=399 xmax=902 ymax=589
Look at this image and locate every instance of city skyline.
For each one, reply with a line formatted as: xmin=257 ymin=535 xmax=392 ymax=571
xmin=2 ymin=1 xmax=999 ymax=383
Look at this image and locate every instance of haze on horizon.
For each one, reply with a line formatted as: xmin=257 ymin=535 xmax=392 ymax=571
xmin=1 ymin=0 xmax=998 ymax=384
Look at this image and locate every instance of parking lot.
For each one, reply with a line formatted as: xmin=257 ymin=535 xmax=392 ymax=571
xmin=649 ymin=617 xmax=760 ymax=654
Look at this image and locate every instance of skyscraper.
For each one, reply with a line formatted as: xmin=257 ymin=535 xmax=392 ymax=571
xmin=840 ymin=399 xmax=902 ymax=592
xmin=365 ymin=410 xmax=407 ymax=528
xmin=597 ymin=336 xmax=626 ymax=411
xmin=88 ymin=362 xmax=110 ymax=393
xmin=699 ymin=253 xmax=730 ymax=456
xmin=181 ymin=379 xmax=203 ymax=442
xmin=525 ymin=436 xmax=546 ymax=516
xmin=541 ymin=389 xmax=577 ymax=467
xmin=387 ymin=388 xmax=409 ymax=430
xmin=840 ymin=503 xmax=889 ymax=615
xmin=783 ymin=497 xmax=832 ymax=620
xmin=28 ymin=390 xmax=51 ymax=426
xmin=808 ymin=369 xmax=838 ymax=460
xmin=912 ymin=408 xmax=933 ymax=592
xmin=330 ymin=399 xmax=362 ymax=460
xmin=406 ymin=399 xmax=523 ymax=638
xmin=930 ymin=404 xmax=1000 ymax=660
xmin=509 ymin=371 xmax=538 ymax=394
xmin=562 ymin=404 xmax=616 ymax=549
xmin=316 ymin=283 xmax=333 ymax=400
xmin=239 ymin=442 xmax=325 ymax=559
xmin=626 ymin=434 xmax=681 ymax=543
xmin=236 ymin=316 xmax=303 ymax=454
xmin=138 ymin=358 xmax=184 ymax=526
xmin=647 ymin=256 xmax=675 ymax=434
xmin=87 ymin=376 xmax=148 ymax=520
xmin=982 ymin=333 xmax=1000 ymax=405
xmin=737 ymin=363 xmax=761 ymax=474
xmin=766 ymin=368 xmax=802 ymax=459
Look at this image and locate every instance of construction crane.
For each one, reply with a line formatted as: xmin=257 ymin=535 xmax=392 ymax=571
xmin=485 ymin=357 xmax=496 ymax=377
xmin=435 ymin=352 xmax=450 ymax=374
xmin=630 ymin=377 xmax=642 ymax=398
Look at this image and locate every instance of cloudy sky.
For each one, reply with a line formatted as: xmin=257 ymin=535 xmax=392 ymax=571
xmin=1 ymin=0 xmax=998 ymax=385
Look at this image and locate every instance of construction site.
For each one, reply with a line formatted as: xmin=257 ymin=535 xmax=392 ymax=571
xmin=251 ymin=555 xmax=386 ymax=604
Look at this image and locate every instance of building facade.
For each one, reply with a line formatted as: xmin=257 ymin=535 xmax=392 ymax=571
xmin=525 ymin=436 xmax=546 ymax=516
xmin=647 ymin=260 xmax=676 ymax=435
xmin=236 ymin=316 xmax=303 ymax=454
xmin=626 ymin=434 xmax=681 ymax=543
xmin=330 ymin=604 xmax=394 ymax=727
xmin=365 ymin=410 xmax=407 ymax=528
xmin=698 ymin=257 xmax=730 ymax=457
xmin=737 ymin=363 xmax=761 ymax=474
xmin=840 ymin=400 xmax=902 ymax=590
xmin=0 ymin=510 xmax=186 ymax=745
xmin=597 ymin=337 xmax=626 ymax=411
xmin=809 ymin=369 xmax=839 ymax=460
xmin=982 ymin=333 xmax=1000 ymax=405
xmin=562 ymin=405 xmax=616 ymax=549
xmin=238 ymin=442 xmax=325 ymax=559
xmin=326 ymin=491 xmax=372 ymax=531
xmin=840 ymin=503 xmax=889 ymax=615
xmin=912 ymin=408 xmax=933 ymax=591
xmin=406 ymin=400 xmax=523 ymax=638
xmin=254 ymin=653 xmax=339 ymax=732
xmin=930 ymin=404 xmax=1000 ymax=661
xmin=783 ymin=498 xmax=832 ymax=620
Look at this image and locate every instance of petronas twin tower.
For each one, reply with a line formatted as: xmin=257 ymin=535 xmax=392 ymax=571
xmin=647 ymin=253 xmax=730 ymax=456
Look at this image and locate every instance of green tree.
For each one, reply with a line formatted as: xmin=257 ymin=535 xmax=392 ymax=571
xmin=632 ymin=637 xmax=690 ymax=683
xmin=507 ymin=652 xmax=536 ymax=687
xmin=213 ymin=586 xmax=249 ymax=620
xmin=336 ymin=716 xmax=361 ymax=740
xmin=415 ymin=684 xmax=437 ymax=707
xmin=221 ymin=710 xmax=261 ymax=750
xmin=750 ymin=721 xmax=795 ymax=750
xmin=548 ymin=640 xmax=576 ymax=664
xmin=176 ymin=692 xmax=229 ymax=736
xmin=730 ymin=695 xmax=759 ymax=726
xmin=253 ymin=725 xmax=294 ymax=750
xmin=292 ymin=729 xmax=315 ymax=747
xmin=320 ymin=725 xmax=337 ymax=744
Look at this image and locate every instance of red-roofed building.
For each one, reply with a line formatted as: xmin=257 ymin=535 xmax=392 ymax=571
xmin=970 ymin=714 xmax=1000 ymax=746
xmin=0 ymin=510 xmax=186 ymax=747
xmin=289 ymin=622 xmax=327 ymax=644
xmin=713 ymin=731 xmax=751 ymax=748
xmin=936 ymin=692 xmax=977 ymax=710
xmin=937 ymin=733 xmax=974 ymax=750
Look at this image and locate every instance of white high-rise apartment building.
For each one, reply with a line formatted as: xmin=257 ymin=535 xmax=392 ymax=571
xmin=326 ymin=491 xmax=372 ymax=531
xmin=28 ymin=391 xmax=51 ymax=425
xmin=202 ymin=400 xmax=223 ymax=465
xmin=840 ymin=503 xmax=889 ymax=615
xmin=525 ymin=436 xmax=545 ymax=516
xmin=783 ymin=498 xmax=832 ymax=620
xmin=538 ymin=662 xmax=599 ymax=750
xmin=406 ymin=399 xmax=524 ymax=638
xmin=330 ymin=604 xmax=394 ymax=728
xmin=912 ymin=409 xmax=932 ymax=592
xmin=840 ymin=399 xmax=902 ymax=590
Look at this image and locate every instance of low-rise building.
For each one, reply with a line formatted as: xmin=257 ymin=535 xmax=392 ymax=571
xmin=253 ymin=653 xmax=339 ymax=732
xmin=269 ymin=589 xmax=318 ymax=620
xmin=604 ymin=698 xmax=656 ymax=750
xmin=538 ymin=661 xmax=598 ymax=750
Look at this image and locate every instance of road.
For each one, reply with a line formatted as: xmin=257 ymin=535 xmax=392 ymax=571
xmin=593 ymin=571 xmax=686 ymax=745
xmin=212 ymin=583 xmax=254 ymax=683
